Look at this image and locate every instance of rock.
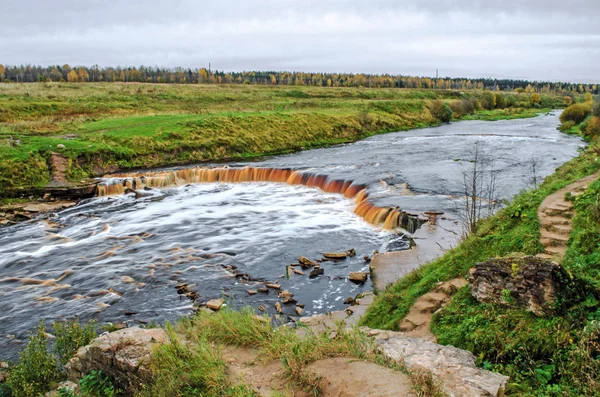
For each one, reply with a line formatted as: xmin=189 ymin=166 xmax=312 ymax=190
xmin=468 ymin=255 xmax=584 ymax=316
xmin=299 ymin=256 xmax=318 ymax=269
xmin=309 ymin=266 xmax=324 ymax=278
xmin=66 ymin=327 xmax=169 ymax=393
xmin=286 ymin=265 xmax=294 ymax=278
xmin=206 ymin=299 xmax=224 ymax=311
xmin=45 ymin=380 xmax=78 ymax=397
xmin=349 ymin=272 xmax=369 ymax=283
xmin=296 ymin=303 xmax=305 ymax=309
xmin=257 ymin=287 xmax=269 ymax=293
xmin=57 ymin=144 xmax=66 ymax=149
xmin=0 ymin=360 xmax=8 ymax=383
xmin=258 ymin=305 xmax=265 ymax=312
xmin=375 ymin=334 xmax=509 ymax=397
xmin=246 ymin=290 xmax=258 ymax=295
xmin=347 ymin=248 xmax=356 ymax=257
xmin=295 ymin=306 xmax=304 ymax=316
xmin=265 ymin=283 xmax=281 ymax=290
xmin=293 ymin=268 xmax=304 ymax=275
xmin=323 ymin=252 xmax=348 ymax=259
xmin=278 ymin=290 xmax=293 ymax=299
xmin=343 ymin=296 xmax=355 ymax=305
xmin=364 ymin=255 xmax=371 ymax=263
xmin=275 ymin=302 xmax=283 ymax=313
xmin=23 ymin=204 xmax=48 ymax=213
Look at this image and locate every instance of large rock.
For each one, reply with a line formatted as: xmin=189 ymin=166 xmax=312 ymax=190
xmin=66 ymin=327 xmax=169 ymax=394
xmin=373 ymin=333 xmax=508 ymax=397
xmin=468 ymin=255 xmax=583 ymax=316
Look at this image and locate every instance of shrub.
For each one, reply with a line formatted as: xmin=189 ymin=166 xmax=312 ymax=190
xmin=429 ymin=100 xmax=453 ymax=123
xmin=495 ymin=93 xmax=507 ymax=109
xmin=593 ymin=101 xmax=600 ymax=118
xmin=559 ymin=120 xmax=576 ymax=132
xmin=481 ymin=91 xmax=496 ymax=110
xmin=585 ymin=117 xmax=600 ymax=140
xmin=79 ymin=371 xmax=120 ymax=397
xmin=564 ymin=96 xmax=573 ymax=106
xmin=530 ymin=93 xmax=542 ymax=105
xmin=53 ymin=319 xmax=97 ymax=365
xmin=560 ymin=103 xmax=592 ymax=125
xmin=6 ymin=322 xmax=61 ymax=397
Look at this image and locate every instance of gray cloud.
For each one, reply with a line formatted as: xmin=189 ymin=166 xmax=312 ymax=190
xmin=1 ymin=0 xmax=599 ymax=82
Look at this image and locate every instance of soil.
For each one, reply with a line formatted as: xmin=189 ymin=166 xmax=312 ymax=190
xmin=222 ymin=347 xmax=415 ymax=397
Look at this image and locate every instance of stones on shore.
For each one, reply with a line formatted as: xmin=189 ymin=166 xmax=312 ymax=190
xmin=246 ymin=290 xmax=258 ymax=295
xmin=295 ymin=306 xmax=304 ymax=315
xmin=349 ymin=272 xmax=369 ymax=283
xmin=66 ymin=327 xmax=169 ymax=394
xmin=275 ymin=302 xmax=283 ymax=313
xmin=343 ymin=296 xmax=356 ymax=305
xmin=363 ymin=255 xmax=371 ymax=263
xmin=206 ymin=299 xmax=224 ymax=311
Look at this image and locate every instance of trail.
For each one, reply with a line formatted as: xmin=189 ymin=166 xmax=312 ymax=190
xmin=536 ymin=171 xmax=600 ymax=260
xmin=47 ymin=152 xmax=69 ymax=187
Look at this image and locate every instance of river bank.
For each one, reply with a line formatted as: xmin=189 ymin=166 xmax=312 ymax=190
xmin=0 ymin=82 xmax=560 ymax=196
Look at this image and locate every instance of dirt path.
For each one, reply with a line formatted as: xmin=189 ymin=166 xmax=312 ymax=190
xmin=536 ymin=172 xmax=600 ymax=260
xmin=397 ymin=278 xmax=467 ymax=341
xmin=48 ymin=152 xmax=70 ymax=186
xmin=222 ymin=347 xmax=415 ymax=397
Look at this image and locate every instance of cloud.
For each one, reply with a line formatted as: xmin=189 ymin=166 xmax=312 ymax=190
xmin=1 ymin=0 xmax=598 ymax=82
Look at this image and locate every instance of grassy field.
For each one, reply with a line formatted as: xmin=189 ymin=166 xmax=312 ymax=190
xmin=361 ymin=108 xmax=600 ymax=395
xmin=0 ymin=83 xmax=559 ymax=194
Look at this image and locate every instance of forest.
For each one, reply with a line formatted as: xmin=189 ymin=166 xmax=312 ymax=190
xmin=0 ymin=64 xmax=598 ymax=94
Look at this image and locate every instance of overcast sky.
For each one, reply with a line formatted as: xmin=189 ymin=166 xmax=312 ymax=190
xmin=2 ymin=0 xmax=599 ymax=83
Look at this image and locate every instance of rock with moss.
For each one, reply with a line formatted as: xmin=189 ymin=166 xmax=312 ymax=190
xmin=468 ymin=255 xmax=585 ymax=316
xmin=65 ymin=327 xmax=168 ymax=395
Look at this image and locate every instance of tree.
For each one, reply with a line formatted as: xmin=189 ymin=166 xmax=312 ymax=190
xmin=66 ymin=70 xmax=79 ymax=82
xmin=481 ymin=91 xmax=496 ymax=110
xmin=530 ymin=93 xmax=542 ymax=105
xmin=0 ymin=64 xmax=4 ymax=81
xmin=564 ymin=96 xmax=573 ymax=106
xmin=560 ymin=103 xmax=592 ymax=125
xmin=584 ymin=92 xmax=594 ymax=103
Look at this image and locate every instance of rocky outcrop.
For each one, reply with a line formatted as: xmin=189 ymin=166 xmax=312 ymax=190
xmin=373 ymin=332 xmax=508 ymax=397
xmin=468 ymin=255 xmax=583 ymax=316
xmin=66 ymin=327 xmax=169 ymax=394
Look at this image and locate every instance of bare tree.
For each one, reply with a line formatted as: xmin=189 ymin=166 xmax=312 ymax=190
xmin=529 ymin=157 xmax=540 ymax=189
xmin=458 ymin=144 xmax=502 ymax=235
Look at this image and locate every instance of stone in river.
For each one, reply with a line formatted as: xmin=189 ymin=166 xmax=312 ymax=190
xmin=323 ymin=252 xmax=348 ymax=259
xmin=275 ymin=302 xmax=283 ymax=314
xmin=349 ymin=272 xmax=368 ymax=283
xmin=309 ymin=267 xmax=324 ymax=279
xmin=299 ymin=256 xmax=318 ymax=269
xmin=266 ymin=283 xmax=281 ymax=290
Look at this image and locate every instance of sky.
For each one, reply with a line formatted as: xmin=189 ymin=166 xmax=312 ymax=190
xmin=2 ymin=0 xmax=599 ymax=83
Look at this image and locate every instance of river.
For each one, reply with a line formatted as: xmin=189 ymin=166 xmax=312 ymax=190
xmin=0 ymin=111 xmax=584 ymax=359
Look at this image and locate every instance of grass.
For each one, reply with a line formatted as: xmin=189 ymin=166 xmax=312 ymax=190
xmin=361 ymin=112 xmax=600 ymax=395
xmin=139 ymin=308 xmax=444 ymax=397
xmin=0 ymin=83 xmax=562 ymax=194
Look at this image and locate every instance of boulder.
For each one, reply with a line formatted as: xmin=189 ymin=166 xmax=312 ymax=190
xmin=374 ymin=333 xmax=508 ymax=397
xmin=309 ymin=266 xmax=324 ymax=278
xmin=468 ymin=255 xmax=583 ymax=316
xmin=349 ymin=272 xmax=368 ymax=283
xmin=299 ymin=256 xmax=318 ymax=269
xmin=0 ymin=360 xmax=8 ymax=383
xmin=66 ymin=327 xmax=169 ymax=394
xmin=206 ymin=299 xmax=224 ymax=311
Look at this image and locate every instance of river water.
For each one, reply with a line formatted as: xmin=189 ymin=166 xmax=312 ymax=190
xmin=0 ymin=111 xmax=585 ymax=359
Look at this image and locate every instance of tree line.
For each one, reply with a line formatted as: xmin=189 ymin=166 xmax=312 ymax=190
xmin=0 ymin=64 xmax=597 ymax=94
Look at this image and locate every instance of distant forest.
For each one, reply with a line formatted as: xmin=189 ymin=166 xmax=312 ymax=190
xmin=0 ymin=64 xmax=598 ymax=94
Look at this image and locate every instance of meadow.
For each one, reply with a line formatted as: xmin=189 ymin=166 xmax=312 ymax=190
xmin=0 ymin=83 xmax=558 ymax=194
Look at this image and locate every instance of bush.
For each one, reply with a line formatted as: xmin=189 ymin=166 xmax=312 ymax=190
xmin=53 ymin=320 xmax=97 ymax=365
xmin=481 ymin=91 xmax=496 ymax=110
xmin=79 ymin=371 xmax=120 ymax=397
xmin=585 ymin=117 xmax=600 ymax=139
xmin=593 ymin=101 xmax=600 ymax=118
xmin=6 ymin=322 xmax=60 ymax=397
xmin=559 ymin=120 xmax=576 ymax=132
xmin=560 ymin=103 xmax=592 ymax=125
xmin=494 ymin=93 xmax=507 ymax=109
xmin=429 ymin=100 xmax=453 ymax=123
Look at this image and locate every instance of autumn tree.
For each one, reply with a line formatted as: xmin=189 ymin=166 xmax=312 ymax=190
xmin=530 ymin=93 xmax=542 ymax=105
xmin=66 ymin=70 xmax=79 ymax=82
xmin=0 ymin=64 xmax=4 ymax=81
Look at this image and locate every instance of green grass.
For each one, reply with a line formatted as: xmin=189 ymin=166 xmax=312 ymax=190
xmin=361 ymin=116 xmax=600 ymax=395
xmin=0 ymin=83 xmax=563 ymax=194
xmin=139 ymin=308 xmax=444 ymax=397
